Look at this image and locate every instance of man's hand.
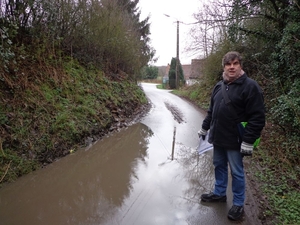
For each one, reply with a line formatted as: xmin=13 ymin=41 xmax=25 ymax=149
xmin=198 ymin=128 xmax=207 ymax=140
xmin=240 ymin=142 xmax=253 ymax=156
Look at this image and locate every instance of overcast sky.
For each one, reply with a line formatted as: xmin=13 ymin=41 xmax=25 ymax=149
xmin=138 ymin=0 xmax=201 ymax=66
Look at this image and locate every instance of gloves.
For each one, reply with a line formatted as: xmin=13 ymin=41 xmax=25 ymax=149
xmin=240 ymin=142 xmax=253 ymax=156
xmin=198 ymin=128 xmax=207 ymax=140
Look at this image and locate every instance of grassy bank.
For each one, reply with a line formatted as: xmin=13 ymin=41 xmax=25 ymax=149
xmin=0 ymin=60 xmax=148 ymax=185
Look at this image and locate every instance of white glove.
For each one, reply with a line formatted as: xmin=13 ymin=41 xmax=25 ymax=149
xmin=198 ymin=128 xmax=207 ymax=140
xmin=240 ymin=142 xmax=253 ymax=156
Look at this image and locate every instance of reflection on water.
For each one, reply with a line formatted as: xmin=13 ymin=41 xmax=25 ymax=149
xmin=166 ymin=143 xmax=216 ymax=223
xmin=176 ymin=143 xmax=215 ymax=201
xmin=0 ymin=122 xmax=224 ymax=225
xmin=0 ymin=123 xmax=153 ymax=225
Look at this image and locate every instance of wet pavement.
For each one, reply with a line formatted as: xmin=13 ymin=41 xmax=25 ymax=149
xmin=0 ymin=83 xmax=257 ymax=225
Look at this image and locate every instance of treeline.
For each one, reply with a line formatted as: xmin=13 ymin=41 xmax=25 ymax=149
xmin=0 ymin=0 xmax=154 ymax=84
xmin=188 ymin=1 xmax=300 ymax=222
xmin=191 ymin=0 xmax=299 ymax=154
xmin=0 ymin=0 xmax=153 ymax=183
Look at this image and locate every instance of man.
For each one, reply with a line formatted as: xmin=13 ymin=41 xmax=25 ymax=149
xmin=198 ymin=51 xmax=265 ymax=221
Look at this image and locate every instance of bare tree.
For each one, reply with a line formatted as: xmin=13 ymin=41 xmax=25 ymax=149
xmin=186 ymin=0 xmax=231 ymax=58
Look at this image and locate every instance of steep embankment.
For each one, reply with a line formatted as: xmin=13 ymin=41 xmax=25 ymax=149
xmin=0 ymin=60 xmax=149 ymax=185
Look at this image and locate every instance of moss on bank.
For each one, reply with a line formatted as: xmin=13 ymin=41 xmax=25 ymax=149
xmin=0 ymin=60 xmax=148 ymax=185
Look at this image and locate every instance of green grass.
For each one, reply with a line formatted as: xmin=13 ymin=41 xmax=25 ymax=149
xmin=254 ymin=141 xmax=300 ymax=225
xmin=0 ymin=59 xmax=148 ymax=185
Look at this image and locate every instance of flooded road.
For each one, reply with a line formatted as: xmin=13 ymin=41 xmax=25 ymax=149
xmin=0 ymin=83 xmax=256 ymax=225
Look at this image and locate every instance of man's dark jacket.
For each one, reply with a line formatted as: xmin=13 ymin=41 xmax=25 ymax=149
xmin=202 ymin=74 xmax=265 ymax=150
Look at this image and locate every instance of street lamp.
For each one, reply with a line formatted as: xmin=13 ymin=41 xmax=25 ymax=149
xmin=164 ymin=14 xmax=180 ymax=89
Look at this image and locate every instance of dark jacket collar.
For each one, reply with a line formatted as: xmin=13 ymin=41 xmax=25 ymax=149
xmin=224 ymin=73 xmax=247 ymax=85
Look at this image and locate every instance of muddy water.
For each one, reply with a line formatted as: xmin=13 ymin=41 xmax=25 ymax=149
xmin=0 ymin=83 xmax=241 ymax=225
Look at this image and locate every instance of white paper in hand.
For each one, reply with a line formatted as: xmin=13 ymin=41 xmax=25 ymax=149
xmin=197 ymin=130 xmax=213 ymax=154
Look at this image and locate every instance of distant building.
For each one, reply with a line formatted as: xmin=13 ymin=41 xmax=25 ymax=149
xmin=159 ymin=58 xmax=204 ymax=86
xmin=181 ymin=59 xmax=204 ymax=81
xmin=189 ymin=59 xmax=204 ymax=79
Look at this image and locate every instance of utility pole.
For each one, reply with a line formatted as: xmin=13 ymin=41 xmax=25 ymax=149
xmin=164 ymin=14 xmax=180 ymax=89
xmin=163 ymin=14 xmax=198 ymax=89
xmin=176 ymin=20 xmax=179 ymax=89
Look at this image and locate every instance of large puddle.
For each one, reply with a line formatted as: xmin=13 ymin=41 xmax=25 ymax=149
xmin=0 ymin=122 xmax=217 ymax=225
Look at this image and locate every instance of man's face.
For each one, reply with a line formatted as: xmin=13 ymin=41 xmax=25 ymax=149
xmin=223 ymin=58 xmax=242 ymax=79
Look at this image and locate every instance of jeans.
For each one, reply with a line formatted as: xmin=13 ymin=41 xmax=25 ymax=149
xmin=213 ymin=145 xmax=245 ymax=206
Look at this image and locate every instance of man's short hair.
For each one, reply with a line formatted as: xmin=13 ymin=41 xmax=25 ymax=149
xmin=222 ymin=51 xmax=242 ymax=67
